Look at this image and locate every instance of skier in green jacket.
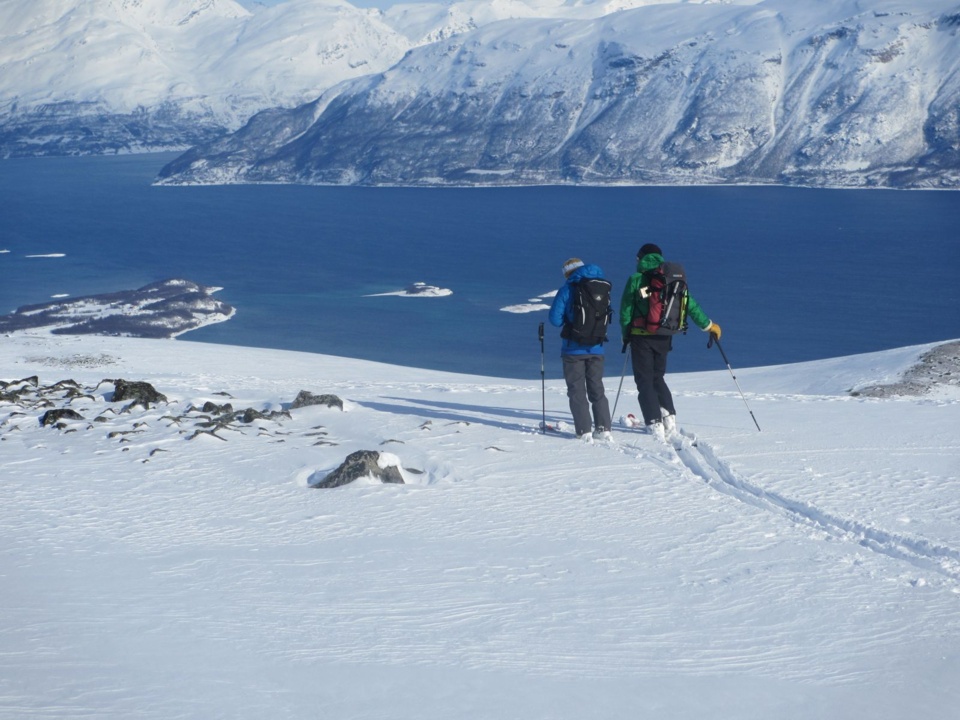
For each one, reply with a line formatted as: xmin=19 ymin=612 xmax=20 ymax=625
xmin=619 ymin=243 xmax=721 ymax=441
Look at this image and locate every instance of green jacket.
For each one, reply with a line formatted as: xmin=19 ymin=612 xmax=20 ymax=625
xmin=619 ymin=253 xmax=711 ymax=339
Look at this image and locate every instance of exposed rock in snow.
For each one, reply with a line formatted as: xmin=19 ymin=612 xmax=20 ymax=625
xmin=111 ymin=379 xmax=169 ymax=408
xmin=852 ymin=340 xmax=960 ymax=397
xmin=309 ymin=449 xmax=406 ymax=487
xmin=290 ymin=390 xmax=345 ymax=410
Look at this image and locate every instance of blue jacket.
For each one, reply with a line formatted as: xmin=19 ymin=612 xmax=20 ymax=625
xmin=549 ymin=264 xmax=608 ymax=356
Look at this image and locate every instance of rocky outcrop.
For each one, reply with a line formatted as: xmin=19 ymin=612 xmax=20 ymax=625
xmin=1 ymin=377 xmax=341 ymax=448
xmin=290 ymin=391 xmax=344 ymax=411
xmin=851 ymin=341 xmax=960 ymax=397
xmin=39 ymin=408 xmax=84 ymax=428
xmin=112 ymin=380 xmax=168 ymax=408
xmin=310 ymin=450 xmax=404 ymax=488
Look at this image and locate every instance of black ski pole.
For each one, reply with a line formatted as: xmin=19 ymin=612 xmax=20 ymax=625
xmin=611 ymin=340 xmax=631 ymax=422
xmin=539 ymin=322 xmax=546 ymax=434
xmin=708 ymin=334 xmax=761 ymax=432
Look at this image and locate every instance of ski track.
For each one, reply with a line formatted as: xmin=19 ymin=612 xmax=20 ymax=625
xmin=665 ymin=430 xmax=960 ymax=583
xmin=434 ymin=394 xmax=960 ymax=587
xmin=4 ymin=338 xmax=960 ymax=714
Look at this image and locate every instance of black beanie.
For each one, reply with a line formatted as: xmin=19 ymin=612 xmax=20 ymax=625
xmin=637 ymin=243 xmax=662 ymax=259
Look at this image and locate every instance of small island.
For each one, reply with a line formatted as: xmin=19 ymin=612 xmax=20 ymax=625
xmin=0 ymin=279 xmax=235 ymax=339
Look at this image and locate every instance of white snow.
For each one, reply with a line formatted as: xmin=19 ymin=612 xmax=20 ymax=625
xmin=0 ymin=0 xmax=411 ymax=128
xmin=0 ymin=0 xmax=706 ymax=129
xmin=2 ymin=331 xmax=959 ymax=718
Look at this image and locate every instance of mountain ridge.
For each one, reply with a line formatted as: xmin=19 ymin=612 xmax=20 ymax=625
xmin=0 ymin=0 xmax=410 ymax=156
xmin=0 ymin=0 xmax=666 ymax=157
xmin=158 ymin=0 xmax=960 ymax=188
xmin=3 ymin=0 xmax=959 ymax=189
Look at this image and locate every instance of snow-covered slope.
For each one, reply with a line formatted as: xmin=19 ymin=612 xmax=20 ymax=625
xmin=2 ymin=331 xmax=959 ymax=718
xmin=0 ymin=0 xmax=719 ymax=156
xmin=159 ymin=0 xmax=960 ymax=188
xmin=0 ymin=0 xmax=411 ymax=155
xmin=380 ymin=0 xmax=735 ymax=44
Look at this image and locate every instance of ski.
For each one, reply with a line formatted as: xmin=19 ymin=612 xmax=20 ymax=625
xmin=537 ymin=421 xmax=617 ymax=445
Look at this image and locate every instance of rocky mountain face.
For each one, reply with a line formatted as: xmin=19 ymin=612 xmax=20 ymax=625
xmin=157 ymin=0 xmax=960 ymax=189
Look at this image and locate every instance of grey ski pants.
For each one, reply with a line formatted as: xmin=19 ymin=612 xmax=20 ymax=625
xmin=562 ymin=354 xmax=612 ymax=436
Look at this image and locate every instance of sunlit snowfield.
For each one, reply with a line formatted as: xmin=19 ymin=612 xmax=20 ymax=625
xmin=2 ymin=332 xmax=959 ymax=719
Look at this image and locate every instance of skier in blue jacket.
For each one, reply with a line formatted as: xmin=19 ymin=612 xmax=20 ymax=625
xmin=549 ymin=258 xmax=613 ymax=442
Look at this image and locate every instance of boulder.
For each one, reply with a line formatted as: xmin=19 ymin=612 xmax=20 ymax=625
xmin=39 ymin=408 xmax=84 ymax=427
xmin=310 ymin=450 xmax=404 ymax=489
xmin=201 ymin=401 xmax=233 ymax=414
xmin=291 ymin=390 xmax=343 ymax=410
xmin=112 ymin=379 xmax=167 ymax=407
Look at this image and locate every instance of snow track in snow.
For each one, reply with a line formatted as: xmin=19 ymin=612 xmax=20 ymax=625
xmin=671 ymin=431 xmax=960 ymax=582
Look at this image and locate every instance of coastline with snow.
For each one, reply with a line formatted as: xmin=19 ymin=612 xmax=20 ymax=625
xmin=0 ymin=279 xmax=234 ymax=339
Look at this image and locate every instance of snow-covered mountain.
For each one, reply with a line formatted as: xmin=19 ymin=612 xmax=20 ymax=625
xmin=0 ymin=0 xmax=411 ymax=155
xmin=2 ymin=330 xmax=959 ymax=717
xmin=0 ymin=0 xmax=685 ymax=157
xmin=380 ymin=0 xmax=727 ymax=44
xmin=158 ymin=0 xmax=960 ymax=188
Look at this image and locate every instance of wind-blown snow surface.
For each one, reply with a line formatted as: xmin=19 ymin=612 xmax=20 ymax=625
xmin=2 ymin=333 xmax=959 ymax=718
xmin=160 ymin=0 xmax=960 ymax=188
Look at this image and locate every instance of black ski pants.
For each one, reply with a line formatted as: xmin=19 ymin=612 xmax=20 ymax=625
xmin=562 ymin=354 xmax=612 ymax=437
xmin=630 ymin=334 xmax=676 ymax=425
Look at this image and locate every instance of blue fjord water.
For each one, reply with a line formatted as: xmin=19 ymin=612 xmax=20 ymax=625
xmin=2 ymin=153 xmax=959 ymax=380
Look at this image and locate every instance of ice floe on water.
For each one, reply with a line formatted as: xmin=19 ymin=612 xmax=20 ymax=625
xmin=364 ymin=282 xmax=453 ymax=297
xmin=501 ymin=290 xmax=557 ymax=313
